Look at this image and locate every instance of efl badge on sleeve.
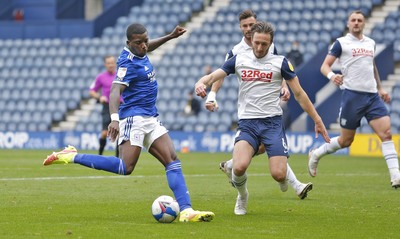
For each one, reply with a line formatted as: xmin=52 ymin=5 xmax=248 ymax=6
xmin=288 ymin=61 xmax=294 ymax=72
xmin=116 ymin=67 xmax=127 ymax=81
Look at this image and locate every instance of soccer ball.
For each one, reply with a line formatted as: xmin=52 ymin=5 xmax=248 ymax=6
xmin=151 ymin=195 xmax=180 ymax=223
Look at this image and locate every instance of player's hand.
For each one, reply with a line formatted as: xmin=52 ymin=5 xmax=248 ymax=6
xmin=378 ymin=88 xmax=391 ymax=103
xmin=331 ymin=74 xmax=344 ymax=86
xmin=170 ymin=26 xmax=186 ymax=38
xmin=107 ymin=121 xmax=120 ymax=142
xmin=280 ymin=87 xmax=291 ymax=101
xmin=205 ymin=101 xmax=219 ymax=112
xmin=99 ymin=96 xmax=108 ymax=104
xmin=314 ymin=120 xmax=330 ymax=143
xmin=195 ymin=82 xmax=207 ymax=98
xmin=205 ymin=91 xmax=219 ymax=112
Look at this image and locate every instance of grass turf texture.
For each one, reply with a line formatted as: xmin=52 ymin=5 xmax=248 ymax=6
xmin=0 ymin=149 xmax=399 ymax=239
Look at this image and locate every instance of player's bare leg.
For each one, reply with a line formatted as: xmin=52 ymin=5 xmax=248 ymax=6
xmin=220 ymin=144 xmax=312 ymax=198
xmin=370 ymin=116 xmax=400 ymax=189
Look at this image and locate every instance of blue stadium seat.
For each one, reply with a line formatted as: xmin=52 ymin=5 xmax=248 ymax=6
xmin=17 ymin=123 xmax=28 ymax=132
xmin=27 ymin=123 xmax=37 ymax=132
xmin=315 ymin=1 xmax=327 ymax=10
xmin=391 ymin=99 xmax=400 ymax=114
xmin=75 ymin=122 xmax=85 ymax=132
xmin=20 ymin=111 xmax=32 ymax=123
xmin=217 ymin=124 xmax=230 ymax=132
xmin=305 ymin=42 xmax=318 ymax=55
xmin=383 ymin=29 xmax=396 ymax=44
xmin=7 ymin=122 xmax=18 ymax=131
xmin=205 ymin=124 xmax=217 ymax=132
xmin=1 ymin=111 xmax=12 ymax=123
xmin=182 ymin=123 xmax=194 ymax=132
xmin=319 ymin=30 xmax=332 ymax=43
xmin=372 ymin=0 xmax=383 ymax=5
xmin=12 ymin=112 xmax=22 ymax=124
xmin=37 ymin=122 xmax=50 ymax=131
xmin=303 ymin=0 xmax=315 ymax=10
xmin=15 ymin=101 xmax=27 ymax=111
xmin=84 ymin=122 xmax=100 ymax=132
xmin=0 ymin=122 xmax=6 ymax=131
xmin=221 ymin=100 xmax=237 ymax=115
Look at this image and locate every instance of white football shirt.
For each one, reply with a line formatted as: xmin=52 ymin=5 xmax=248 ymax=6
xmin=221 ymin=50 xmax=296 ymax=119
xmin=329 ymin=33 xmax=377 ymax=93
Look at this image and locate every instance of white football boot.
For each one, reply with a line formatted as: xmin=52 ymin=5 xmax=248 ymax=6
xmin=308 ymin=149 xmax=319 ymax=177
xmin=234 ymin=190 xmax=249 ymax=215
xmin=296 ymin=182 xmax=313 ymax=199
xmin=219 ymin=161 xmax=234 ymax=187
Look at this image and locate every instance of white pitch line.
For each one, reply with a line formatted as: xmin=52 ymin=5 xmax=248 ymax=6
xmin=0 ymin=172 xmax=382 ymax=181
xmin=0 ymin=174 xmax=222 ymax=181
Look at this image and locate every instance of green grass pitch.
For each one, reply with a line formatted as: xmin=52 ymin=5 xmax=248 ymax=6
xmin=0 ymin=149 xmax=399 ymax=239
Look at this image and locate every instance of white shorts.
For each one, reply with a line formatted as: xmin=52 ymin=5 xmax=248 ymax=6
xmin=118 ymin=116 xmax=168 ymax=149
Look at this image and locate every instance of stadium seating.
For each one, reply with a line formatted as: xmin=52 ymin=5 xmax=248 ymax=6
xmin=1 ymin=0 xmax=398 ymax=133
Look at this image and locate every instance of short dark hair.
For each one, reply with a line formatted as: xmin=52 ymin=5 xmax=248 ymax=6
xmin=126 ymin=23 xmax=147 ymax=40
xmin=348 ymin=10 xmax=366 ymax=19
xmin=239 ymin=9 xmax=257 ymax=21
xmin=251 ymin=21 xmax=275 ymax=42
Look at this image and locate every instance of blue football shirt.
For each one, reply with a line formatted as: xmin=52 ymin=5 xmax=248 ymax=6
xmin=113 ymin=47 xmax=158 ymax=119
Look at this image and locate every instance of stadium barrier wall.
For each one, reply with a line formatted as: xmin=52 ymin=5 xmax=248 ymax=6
xmin=0 ymin=0 xmax=143 ymax=39
xmin=0 ymin=0 xmax=13 ymax=20
xmin=350 ymin=134 xmax=400 ymax=157
xmin=0 ymin=131 xmax=348 ymax=155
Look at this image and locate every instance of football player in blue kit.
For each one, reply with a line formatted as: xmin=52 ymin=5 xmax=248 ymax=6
xmin=195 ymin=21 xmax=330 ymax=215
xmin=44 ymin=23 xmax=215 ymax=222
xmin=308 ymin=10 xmax=400 ymax=189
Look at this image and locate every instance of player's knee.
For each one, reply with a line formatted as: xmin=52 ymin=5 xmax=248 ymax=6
xmin=380 ymin=129 xmax=392 ymax=141
xmin=339 ymin=138 xmax=353 ymax=148
xmin=233 ymin=166 xmax=247 ymax=176
xmin=270 ymin=169 xmax=286 ymax=182
xmin=271 ymin=173 xmax=286 ymax=182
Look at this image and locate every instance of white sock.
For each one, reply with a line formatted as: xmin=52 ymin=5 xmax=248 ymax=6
xmin=232 ymin=171 xmax=248 ymax=197
xmin=71 ymin=154 xmax=77 ymax=163
xmin=286 ymin=163 xmax=301 ymax=189
xmin=381 ymin=140 xmax=400 ymax=181
xmin=314 ymin=136 xmax=341 ymax=159
xmin=225 ymin=159 xmax=233 ymax=170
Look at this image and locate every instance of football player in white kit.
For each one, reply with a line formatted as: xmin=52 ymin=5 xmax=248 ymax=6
xmin=206 ymin=10 xmax=313 ymax=199
xmin=195 ymin=21 xmax=331 ymax=215
xmin=308 ymin=10 xmax=400 ymax=189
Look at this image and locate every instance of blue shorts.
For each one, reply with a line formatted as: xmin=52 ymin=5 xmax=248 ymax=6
xmin=339 ymin=89 xmax=389 ymax=130
xmin=235 ymin=116 xmax=289 ymax=158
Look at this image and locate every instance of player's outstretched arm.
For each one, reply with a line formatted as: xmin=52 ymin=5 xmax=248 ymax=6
xmin=148 ymin=26 xmax=186 ymax=52
xmin=287 ymin=77 xmax=330 ymax=143
xmin=205 ymin=79 xmax=225 ymax=112
xmin=195 ymin=69 xmax=227 ymax=99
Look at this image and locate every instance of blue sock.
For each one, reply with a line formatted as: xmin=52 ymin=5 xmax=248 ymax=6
xmin=74 ymin=154 xmax=127 ymax=175
xmin=166 ymin=160 xmax=191 ymax=211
